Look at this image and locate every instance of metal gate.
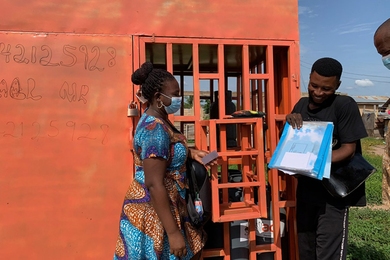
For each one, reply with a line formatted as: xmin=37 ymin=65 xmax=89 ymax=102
xmin=132 ymin=36 xmax=300 ymax=260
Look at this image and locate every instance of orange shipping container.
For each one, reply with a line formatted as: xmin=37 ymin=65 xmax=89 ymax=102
xmin=0 ymin=1 xmax=300 ymax=259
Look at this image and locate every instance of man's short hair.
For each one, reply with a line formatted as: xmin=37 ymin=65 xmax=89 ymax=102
xmin=311 ymin=57 xmax=343 ymax=80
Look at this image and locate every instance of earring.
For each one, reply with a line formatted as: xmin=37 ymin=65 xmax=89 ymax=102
xmin=157 ymin=100 xmax=163 ymax=108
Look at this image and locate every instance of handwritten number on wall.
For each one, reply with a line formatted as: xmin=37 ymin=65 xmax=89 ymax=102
xmin=0 ymin=43 xmax=12 ymax=63
xmin=31 ymin=46 xmax=37 ymax=64
xmin=77 ymin=123 xmax=97 ymax=140
xmin=66 ymin=121 xmax=76 ymax=141
xmin=0 ymin=43 xmax=116 ymax=70
xmin=100 ymin=124 xmax=109 ymax=145
xmin=40 ymin=45 xmax=60 ymax=66
xmin=3 ymin=122 xmax=17 ymax=138
xmin=60 ymin=45 xmax=77 ymax=67
xmin=0 ymin=41 xmax=116 ymax=145
xmin=14 ymin=44 xmax=29 ymax=64
xmin=31 ymin=122 xmax=41 ymax=140
xmin=1 ymin=120 xmax=109 ymax=144
xmin=107 ymin=47 xmax=116 ymax=67
xmin=89 ymin=46 xmax=104 ymax=72
xmin=48 ymin=120 xmax=59 ymax=137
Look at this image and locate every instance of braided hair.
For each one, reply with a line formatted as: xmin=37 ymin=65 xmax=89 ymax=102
xmin=131 ymin=62 xmax=176 ymax=102
xmin=311 ymin=57 xmax=343 ymax=81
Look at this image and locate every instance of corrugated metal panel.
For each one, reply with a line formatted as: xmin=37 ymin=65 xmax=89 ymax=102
xmin=351 ymin=95 xmax=390 ymax=104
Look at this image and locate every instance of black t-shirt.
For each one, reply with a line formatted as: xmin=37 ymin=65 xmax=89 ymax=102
xmin=291 ymin=94 xmax=368 ymax=207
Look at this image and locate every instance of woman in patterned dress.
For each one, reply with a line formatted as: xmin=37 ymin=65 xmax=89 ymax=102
xmin=114 ymin=62 xmax=214 ymax=260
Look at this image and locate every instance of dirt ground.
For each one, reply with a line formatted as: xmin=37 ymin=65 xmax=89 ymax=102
xmin=367 ymin=143 xmax=386 ymax=157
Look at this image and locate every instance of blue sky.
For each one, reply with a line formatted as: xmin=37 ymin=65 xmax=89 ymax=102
xmin=299 ymin=0 xmax=390 ymax=97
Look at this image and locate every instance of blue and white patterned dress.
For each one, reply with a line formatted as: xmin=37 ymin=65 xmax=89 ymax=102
xmin=113 ymin=112 xmax=206 ymax=260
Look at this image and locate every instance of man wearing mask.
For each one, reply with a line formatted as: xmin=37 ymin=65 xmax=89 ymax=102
xmin=374 ymin=18 xmax=390 ymax=206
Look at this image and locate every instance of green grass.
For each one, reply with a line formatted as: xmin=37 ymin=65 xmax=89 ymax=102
xmin=362 ymin=138 xmax=383 ymax=205
xmin=347 ymin=137 xmax=390 ymax=260
xmin=348 ymin=208 xmax=390 ymax=260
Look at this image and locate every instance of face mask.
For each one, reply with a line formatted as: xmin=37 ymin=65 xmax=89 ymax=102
xmin=382 ymin=54 xmax=390 ymax=70
xmin=160 ymin=93 xmax=182 ymax=114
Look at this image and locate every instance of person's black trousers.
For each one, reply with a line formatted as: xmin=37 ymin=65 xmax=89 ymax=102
xmin=297 ymin=200 xmax=349 ymax=260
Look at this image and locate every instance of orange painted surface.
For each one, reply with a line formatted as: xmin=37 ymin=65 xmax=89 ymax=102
xmin=0 ymin=0 xmax=300 ymax=259
xmin=0 ymin=0 xmax=298 ymax=41
xmin=0 ymin=33 xmax=132 ymax=259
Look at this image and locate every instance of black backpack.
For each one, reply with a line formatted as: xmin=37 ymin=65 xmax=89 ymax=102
xmin=186 ymin=158 xmax=211 ymax=228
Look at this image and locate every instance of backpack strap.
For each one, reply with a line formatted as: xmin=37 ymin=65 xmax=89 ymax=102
xmin=187 ymin=158 xmax=200 ymax=195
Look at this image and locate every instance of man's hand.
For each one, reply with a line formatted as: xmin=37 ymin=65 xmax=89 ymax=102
xmin=286 ymin=113 xmax=303 ymax=129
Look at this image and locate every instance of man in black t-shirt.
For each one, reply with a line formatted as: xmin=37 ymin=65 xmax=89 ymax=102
xmin=286 ymin=57 xmax=367 ymax=260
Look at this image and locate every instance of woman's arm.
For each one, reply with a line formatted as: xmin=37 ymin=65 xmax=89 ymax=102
xmin=143 ymin=157 xmax=187 ymax=258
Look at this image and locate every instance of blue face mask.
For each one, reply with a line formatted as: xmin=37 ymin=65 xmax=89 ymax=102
xmin=382 ymin=54 xmax=390 ymax=70
xmin=160 ymin=93 xmax=182 ymax=114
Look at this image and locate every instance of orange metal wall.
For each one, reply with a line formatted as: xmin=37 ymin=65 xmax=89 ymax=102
xmin=0 ymin=33 xmax=133 ymax=259
xmin=0 ymin=1 xmax=299 ymax=259
xmin=1 ymin=0 xmax=298 ymax=40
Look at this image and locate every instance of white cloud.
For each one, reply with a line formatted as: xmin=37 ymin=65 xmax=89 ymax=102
xmin=354 ymin=79 xmax=374 ymax=87
xmin=298 ymin=6 xmax=317 ymax=17
xmin=335 ymin=22 xmax=376 ymax=35
xmin=298 ymin=6 xmax=309 ymax=15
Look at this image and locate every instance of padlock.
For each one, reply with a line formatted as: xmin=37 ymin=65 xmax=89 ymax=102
xmin=127 ymin=102 xmax=139 ymax=117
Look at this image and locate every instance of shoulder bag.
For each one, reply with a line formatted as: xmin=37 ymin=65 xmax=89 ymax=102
xmin=186 ymin=158 xmax=211 ymax=228
xmin=322 ymin=153 xmax=376 ymax=198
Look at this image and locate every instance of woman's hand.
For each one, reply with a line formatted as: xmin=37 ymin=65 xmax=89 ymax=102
xmin=286 ymin=113 xmax=303 ymax=129
xmin=189 ymin=149 xmax=218 ymax=169
xmin=167 ymin=230 xmax=187 ymax=258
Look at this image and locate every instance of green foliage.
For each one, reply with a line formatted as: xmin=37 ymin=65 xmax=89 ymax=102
xmin=347 ymin=137 xmax=388 ymax=260
xmin=184 ymin=95 xmax=193 ymax=109
xmin=202 ymin=99 xmax=211 ymax=119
